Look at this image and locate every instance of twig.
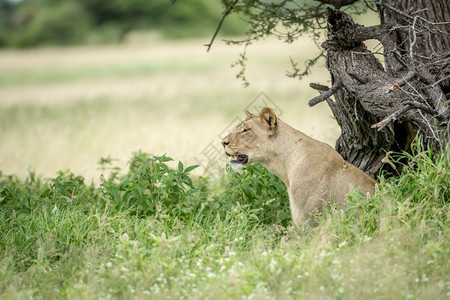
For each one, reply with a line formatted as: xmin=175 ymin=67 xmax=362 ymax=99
xmin=393 ymin=50 xmax=409 ymax=68
xmin=418 ymin=110 xmax=440 ymax=144
xmin=387 ymin=70 xmax=416 ymax=93
xmin=287 ymin=51 xmax=325 ymax=80
xmin=204 ymin=0 xmax=239 ymax=52
xmin=308 ymin=81 xmax=342 ymax=107
xmin=380 ymin=2 xmax=450 ymax=35
xmin=409 ymin=16 xmax=418 ymax=70
xmin=309 ymin=82 xmax=329 ymax=91
xmin=431 ymin=75 xmax=450 ymax=87
xmin=363 ymin=0 xmax=377 ymax=13
xmin=371 ymin=101 xmax=439 ymax=130
xmin=326 ymin=98 xmax=339 ymax=120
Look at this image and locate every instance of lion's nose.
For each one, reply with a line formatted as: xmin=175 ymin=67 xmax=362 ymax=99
xmin=221 ymin=141 xmax=229 ymax=147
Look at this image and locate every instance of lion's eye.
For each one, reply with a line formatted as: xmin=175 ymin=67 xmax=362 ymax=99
xmin=240 ymin=128 xmax=250 ymax=133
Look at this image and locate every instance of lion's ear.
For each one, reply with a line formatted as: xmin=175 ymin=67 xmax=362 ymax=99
xmin=259 ymin=107 xmax=277 ymax=131
xmin=245 ymin=110 xmax=255 ymax=120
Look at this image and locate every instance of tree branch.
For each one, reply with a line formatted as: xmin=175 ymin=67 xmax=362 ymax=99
xmin=310 ymin=82 xmax=329 ymax=91
xmin=314 ymin=0 xmax=359 ymax=8
xmin=308 ymin=81 xmax=342 ymax=106
xmin=204 ymin=0 xmax=239 ymax=52
xmin=371 ymin=101 xmax=440 ymax=130
xmin=387 ymin=70 xmax=416 ymax=93
xmin=432 ymin=75 xmax=450 ymax=87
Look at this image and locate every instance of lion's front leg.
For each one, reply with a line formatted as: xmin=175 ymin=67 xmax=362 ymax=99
xmin=288 ymin=188 xmax=323 ymax=229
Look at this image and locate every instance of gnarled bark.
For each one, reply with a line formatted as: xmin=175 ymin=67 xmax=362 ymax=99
xmin=310 ymin=2 xmax=450 ymax=175
xmin=213 ymin=0 xmax=449 ymax=176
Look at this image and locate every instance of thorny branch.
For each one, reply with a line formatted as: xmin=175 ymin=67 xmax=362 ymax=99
xmin=205 ymin=0 xmax=239 ymax=52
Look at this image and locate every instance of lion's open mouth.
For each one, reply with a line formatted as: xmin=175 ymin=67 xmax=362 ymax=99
xmin=230 ymin=155 xmax=248 ymax=165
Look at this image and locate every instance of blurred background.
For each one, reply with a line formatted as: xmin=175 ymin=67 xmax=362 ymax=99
xmin=0 ymin=0 xmax=377 ymax=181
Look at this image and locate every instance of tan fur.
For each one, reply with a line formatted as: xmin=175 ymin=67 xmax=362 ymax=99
xmin=222 ymin=108 xmax=377 ymax=228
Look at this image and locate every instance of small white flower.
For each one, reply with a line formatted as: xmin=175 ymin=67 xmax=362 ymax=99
xmin=338 ymin=241 xmax=347 ymax=248
xmin=421 ymin=219 xmax=427 ymax=229
xmin=379 ymin=217 xmax=386 ymax=232
xmin=160 ymin=232 xmax=167 ymax=249
xmin=38 ymin=248 xmax=44 ymax=261
xmin=332 ymin=259 xmax=341 ymax=265
xmin=121 ymin=233 xmax=129 ymax=242
xmin=438 ymin=231 xmax=443 ymax=243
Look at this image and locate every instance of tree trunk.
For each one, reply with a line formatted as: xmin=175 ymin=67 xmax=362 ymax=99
xmin=312 ymin=0 xmax=450 ymax=176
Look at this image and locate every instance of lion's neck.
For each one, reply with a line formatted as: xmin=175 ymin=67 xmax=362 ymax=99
xmin=260 ymin=120 xmax=309 ymax=187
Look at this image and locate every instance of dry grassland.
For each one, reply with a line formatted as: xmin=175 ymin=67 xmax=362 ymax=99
xmin=0 ymin=37 xmax=340 ymax=180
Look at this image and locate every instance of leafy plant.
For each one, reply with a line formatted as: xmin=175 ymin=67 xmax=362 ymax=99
xmin=220 ymin=163 xmax=291 ymax=227
xmin=99 ymin=153 xmax=200 ymax=218
xmin=0 ymin=171 xmax=50 ymax=213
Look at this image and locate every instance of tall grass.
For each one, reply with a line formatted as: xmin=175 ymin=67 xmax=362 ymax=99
xmin=0 ymin=137 xmax=448 ymax=299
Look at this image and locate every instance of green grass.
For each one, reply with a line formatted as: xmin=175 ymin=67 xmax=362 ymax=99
xmin=0 ymin=138 xmax=448 ymax=299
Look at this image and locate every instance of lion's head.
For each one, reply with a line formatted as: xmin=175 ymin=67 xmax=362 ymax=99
xmin=221 ymin=107 xmax=278 ymax=167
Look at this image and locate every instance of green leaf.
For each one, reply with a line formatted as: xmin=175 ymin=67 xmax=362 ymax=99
xmin=181 ymin=178 xmax=192 ymax=188
xmin=186 ymin=188 xmax=198 ymax=196
xmin=135 ymin=184 xmax=143 ymax=196
xmin=184 ymin=165 xmax=199 ymax=173
xmin=242 ymin=183 xmax=252 ymax=198
xmin=123 ymin=190 xmax=136 ymax=202
xmin=154 ymin=154 xmax=173 ymax=163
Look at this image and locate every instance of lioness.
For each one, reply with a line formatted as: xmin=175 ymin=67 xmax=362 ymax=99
xmin=221 ymin=107 xmax=377 ymax=228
